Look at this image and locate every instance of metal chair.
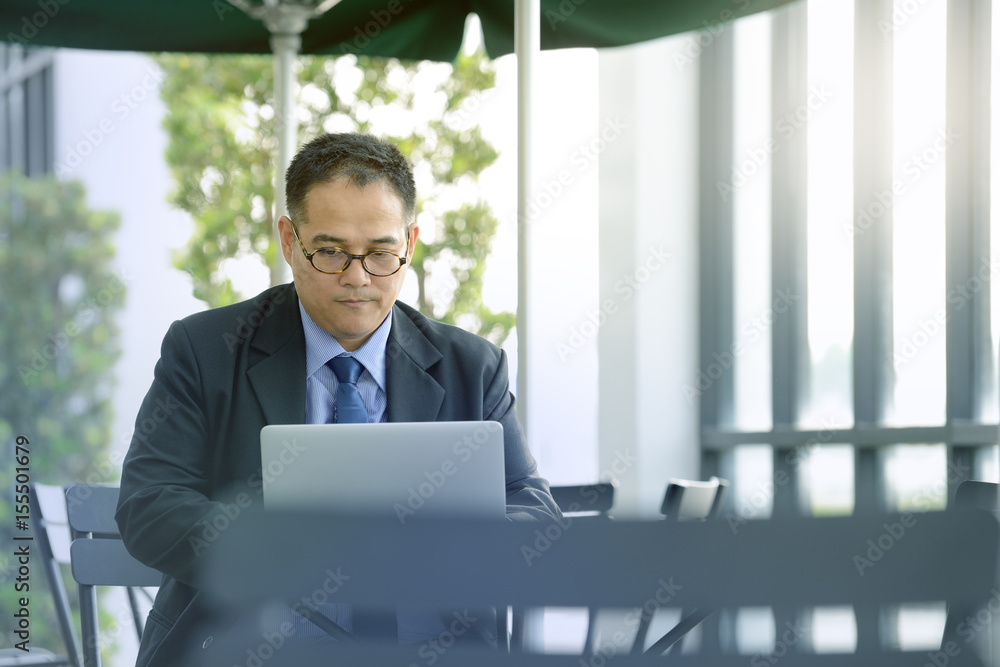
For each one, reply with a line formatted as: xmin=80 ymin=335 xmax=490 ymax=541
xmin=65 ymin=485 xmax=161 ymax=667
xmin=508 ymin=483 xmax=616 ymax=653
xmin=630 ymin=476 xmax=729 ymax=655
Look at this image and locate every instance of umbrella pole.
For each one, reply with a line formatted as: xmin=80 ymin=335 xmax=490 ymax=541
xmin=271 ymin=31 xmax=299 ymax=285
xmin=515 ymin=0 xmax=539 ymax=435
xmin=228 ymin=0 xmax=343 ymax=285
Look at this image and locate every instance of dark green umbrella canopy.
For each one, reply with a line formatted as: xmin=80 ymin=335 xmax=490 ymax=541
xmin=1 ymin=0 xmax=797 ymax=60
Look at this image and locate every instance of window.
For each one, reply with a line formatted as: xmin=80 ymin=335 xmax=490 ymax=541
xmin=698 ymin=0 xmax=995 ymax=650
xmin=0 ymin=44 xmax=55 ymax=176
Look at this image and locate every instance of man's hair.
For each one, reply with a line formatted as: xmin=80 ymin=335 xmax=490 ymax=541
xmin=285 ymin=133 xmax=416 ymax=227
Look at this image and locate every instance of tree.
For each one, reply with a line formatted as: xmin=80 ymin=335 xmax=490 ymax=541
xmin=0 ymin=171 xmax=124 ymax=654
xmin=156 ymin=49 xmax=513 ymax=345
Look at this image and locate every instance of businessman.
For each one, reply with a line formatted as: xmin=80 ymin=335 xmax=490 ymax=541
xmin=116 ymin=132 xmax=561 ymax=666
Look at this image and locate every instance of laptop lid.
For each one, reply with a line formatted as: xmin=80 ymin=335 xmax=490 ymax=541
xmin=259 ymin=421 xmax=506 ymax=522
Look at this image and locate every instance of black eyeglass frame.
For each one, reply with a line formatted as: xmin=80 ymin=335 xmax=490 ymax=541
xmin=291 ymin=223 xmax=411 ymax=277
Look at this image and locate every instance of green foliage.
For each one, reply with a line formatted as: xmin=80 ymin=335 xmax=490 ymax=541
xmin=156 ymin=48 xmax=513 ymax=346
xmin=0 ymin=171 xmax=124 ymax=654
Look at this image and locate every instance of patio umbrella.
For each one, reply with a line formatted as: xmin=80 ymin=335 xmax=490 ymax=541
xmin=0 ymin=0 xmax=796 ymax=427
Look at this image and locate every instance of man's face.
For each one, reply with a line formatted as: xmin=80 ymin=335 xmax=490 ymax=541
xmin=278 ymin=177 xmax=418 ymax=351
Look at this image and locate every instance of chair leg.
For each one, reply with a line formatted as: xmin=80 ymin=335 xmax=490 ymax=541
xmin=126 ymin=588 xmax=145 ymax=641
xmin=78 ymin=583 xmax=101 ymax=667
xmin=510 ymin=607 xmax=526 ymax=652
xmin=630 ymin=605 xmax=654 ymax=654
xmin=580 ymin=607 xmax=599 ymax=658
xmin=696 ymin=608 xmax=724 ymax=654
xmin=496 ymin=606 xmax=510 ymax=653
xmin=644 ymin=608 xmax=714 ymax=656
xmin=41 ymin=552 xmax=81 ymax=666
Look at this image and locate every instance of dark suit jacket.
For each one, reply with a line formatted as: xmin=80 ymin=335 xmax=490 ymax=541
xmin=115 ymin=283 xmax=560 ymax=667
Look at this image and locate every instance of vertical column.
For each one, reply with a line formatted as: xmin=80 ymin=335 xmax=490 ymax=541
xmin=25 ymin=69 xmax=45 ymax=177
xmin=7 ymin=46 xmax=25 ymax=174
xmin=853 ymin=0 xmax=895 ymax=650
xmin=945 ymin=0 xmax=992 ymax=501
xmin=0 ymin=45 xmax=9 ymax=172
xmin=696 ymin=25 xmax=736 ymax=654
xmin=771 ymin=2 xmax=811 ymax=651
xmin=770 ymin=1 xmax=809 ymax=518
xmin=699 ymin=30 xmax=736 ymax=434
xmin=515 ymin=0 xmax=539 ymax=436
xmin=852 ymin=0 xmax=894 ymax=512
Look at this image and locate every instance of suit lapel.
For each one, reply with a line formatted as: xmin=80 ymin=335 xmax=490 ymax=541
xmin=246 ymin=284 xmax=307 ymax=425
xmin=386 ymin=304 xmax=445 ymax=422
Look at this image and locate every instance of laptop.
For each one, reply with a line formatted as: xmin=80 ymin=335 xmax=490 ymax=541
xmin=259 ymin=421 xmax=506 ymax=522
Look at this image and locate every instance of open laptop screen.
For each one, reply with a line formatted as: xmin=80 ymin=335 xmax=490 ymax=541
xmin=259 ymin=421 xmax=505 ymax=522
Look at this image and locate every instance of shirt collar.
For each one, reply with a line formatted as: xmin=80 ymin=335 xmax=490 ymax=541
xmin=298 ymin=298 xmax=392 ymax=392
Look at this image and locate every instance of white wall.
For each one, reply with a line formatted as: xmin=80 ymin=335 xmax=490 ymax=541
xmin=598 ymin=35 xmax=701 ymax=518
xmin=53 ymin=50 xmax=204 ymax=481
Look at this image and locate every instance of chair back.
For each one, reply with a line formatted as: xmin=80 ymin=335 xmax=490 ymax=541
xmin=549 ymin=482 xmax=615 ymax=516
xmin=955 ymin=480 xmax=1000 ymax=512
xmin=65 ymin=485 xmax=161 ymax=667
xmin=660 ymin=476 xmax=728 ymax=521
xmin=632 ymin=476 xmax=729 ymax=655
xmin=512 ymin=483 xmax=615 ymax=652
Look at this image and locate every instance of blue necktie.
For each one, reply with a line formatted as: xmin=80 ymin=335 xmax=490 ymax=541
xmin=327 ymin=355 xmax=396 ymax=640
xmin=328 ymin=356 xmax=368 ymax=424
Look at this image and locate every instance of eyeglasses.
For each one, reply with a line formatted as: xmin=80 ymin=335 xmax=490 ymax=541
xmin=291 ymin=224 xmax=409 ymax=277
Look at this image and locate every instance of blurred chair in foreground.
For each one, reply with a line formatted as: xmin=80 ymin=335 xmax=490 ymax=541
xmin=197 ymin=509 xmax=999 ymax=666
